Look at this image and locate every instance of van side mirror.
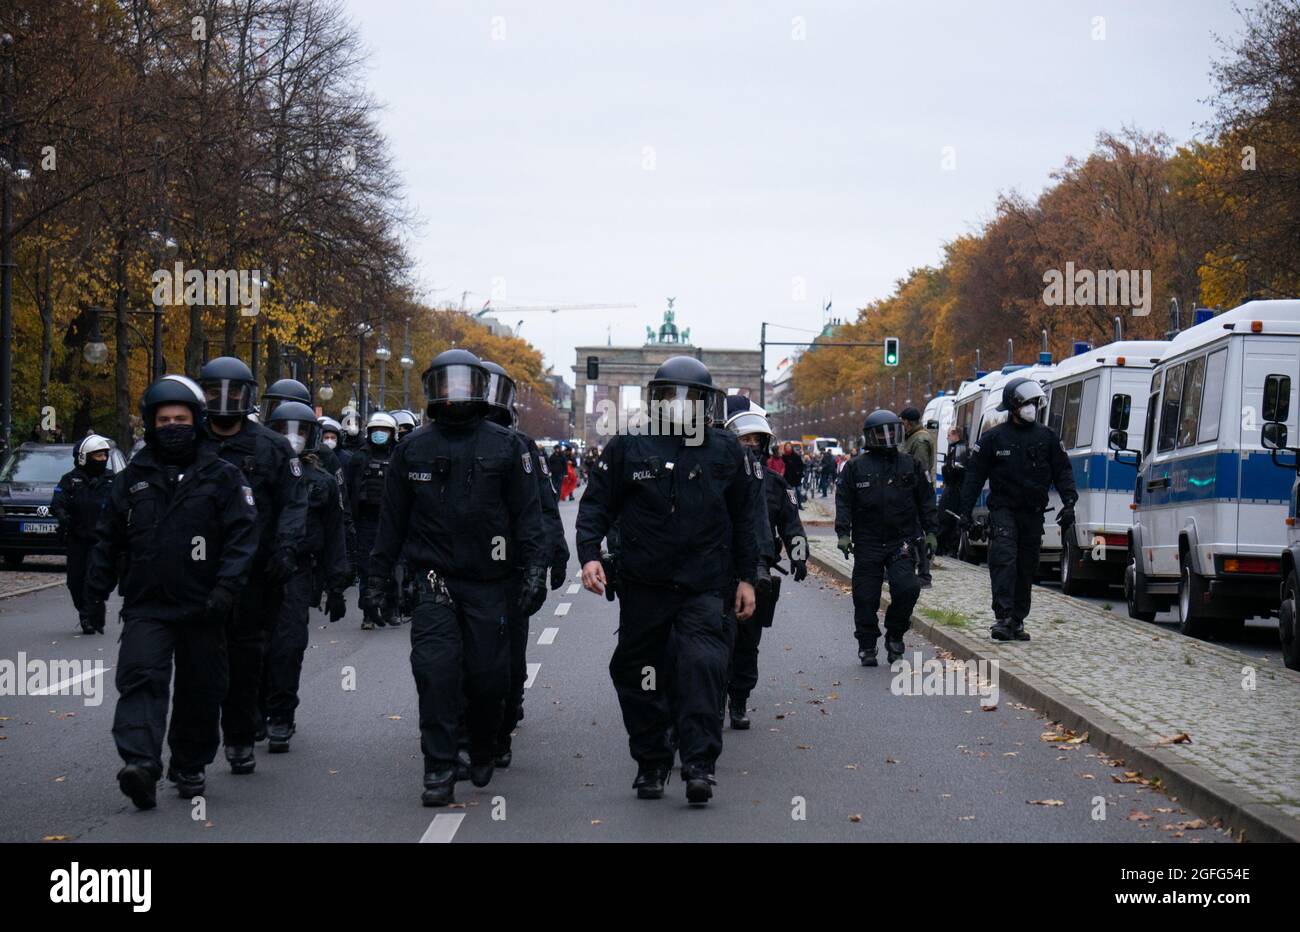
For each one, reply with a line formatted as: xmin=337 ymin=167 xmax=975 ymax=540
xmin=1108 ymin=428 xmax=1128 ymax=451
xmin=1108 ymin=393 xmax=1131 ymax=431
xmin=925 ymin=420 xmax=939 ymax=431
xmin=1262 ymin=421 xmax=1288 ymax=450
xmin=1263 ymin=374 xmax=1290 ymax=423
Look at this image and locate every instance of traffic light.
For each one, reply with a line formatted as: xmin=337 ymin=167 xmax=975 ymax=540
xmin=586 ymin=355 xmax=599 ymax=380
xmin=883 ymin=337 xmax=900 ymax=367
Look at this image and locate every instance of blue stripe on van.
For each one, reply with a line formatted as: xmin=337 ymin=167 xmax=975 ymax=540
xmin=1136 ymin=450 xmax=1292 ymax=507
xmin=1069 ymin=452 xmax=1140 ymax=494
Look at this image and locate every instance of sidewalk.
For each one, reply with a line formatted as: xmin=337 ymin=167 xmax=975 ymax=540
xmin=809 ymin=539 xmax=1300 ymax=842
xmin=0 ymin=556 xmax=65 ymax=601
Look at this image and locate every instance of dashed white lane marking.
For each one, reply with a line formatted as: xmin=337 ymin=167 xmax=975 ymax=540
xmin=524 ymin=662 xmax=541 ymax=688
xmin=30 ymin=665 xmax=112 ymax=696
xmin=554 ymin=602 xmax=571 ymax=616
xmin=538 ymin=627 xmax=559 ymax=645
xmin=419 ymin=813 xmax=465 ymax=843
xmin=574 ymin=570 xmax=582 ymax=579
xmin=566 ymin=583 xmax=580 ymax=595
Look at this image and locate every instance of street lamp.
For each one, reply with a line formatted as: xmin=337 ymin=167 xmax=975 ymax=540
xmin=399 ymin=317 xmax=413 ymax=409
xmin=83 ymin=314 xmax=109 ymax=365
xmin=318 ymin=383 xmax=334 ymax=403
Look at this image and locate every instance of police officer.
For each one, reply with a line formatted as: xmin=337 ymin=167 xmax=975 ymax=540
xmin=319 ymin=416 xmax=348 ymax=466
xmin=480 ymin=360 xmax=569 ymax=767
xmin=392 ymin=409 xmax=417 ymax=441
xmin=347 ymin=411 xmax=399 ymax=629
xmin=723 ymin=399 xmax=807 ymax=730
xmin=936 ymin=425 xmax=966 ymax=555
xmin=262 ymin=402 xmax=350 ymax=752
xmin=836 ymin=410 xmax=937 ymax=666
xmin=960 ymin=376 xmax=1077 ymax=641
xmin=368 ymin=349 xmax=547 ymax=807
xmin=51 ymin=434 xmax=115 ymax=633
xmin=198 ymin=357 xmax=308 ymax=774
xmin=547 ymin=444 xmax=568 ymax=496
xmin=83 ymin=376 xmax=258 ymax=808
xmin=577 ymin=356 xmax=758 ymax=806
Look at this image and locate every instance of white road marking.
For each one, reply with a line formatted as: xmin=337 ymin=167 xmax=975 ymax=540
xmin=419 ymin=813 xmax=465 ymax=843
xmin=566 ymin=583 xmax=580 ymax=595
xmin=574 ymin=570 xmax=581 ymax=579
xmin=524 ymin=662 xmax=541 ymax=688
xmin=29 ymin=664 xmax=112 ymax=696
xmin=538 ymin=627 xmax=559 ymax=645
xmin=554 ymin=602 xmax=571 ymax=616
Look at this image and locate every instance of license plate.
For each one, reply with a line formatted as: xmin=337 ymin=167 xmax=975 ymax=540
xmin=21 ymin=522 xmax=57 ymax=534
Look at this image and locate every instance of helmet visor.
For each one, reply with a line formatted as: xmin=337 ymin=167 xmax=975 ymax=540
xmin=273 ymin=419 xmax=319 ymax=455
xmin=201 ymin=378 xmax=254 ymax=417
xmin=864 ymin=422 xmax=904 ymax=449
xmin=727 ymin=411 xmax=772 ymax=444
xmin=426 ymin=364 xmax=487 ymax=405
xmin=485 ymin=372 xmax=516 ymax=411
xmin=648 ymin=383 xmax=724 ymax=429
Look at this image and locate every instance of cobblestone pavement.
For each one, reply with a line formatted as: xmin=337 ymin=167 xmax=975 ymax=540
xmin=0 ymin=555 xmax=65 ymax=600
xmin=810 ymin=537 xmax=1300 ymax=830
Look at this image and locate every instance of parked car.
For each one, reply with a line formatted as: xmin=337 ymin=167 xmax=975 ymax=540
xmin=0 ymin=441 xmax=127 ymax=567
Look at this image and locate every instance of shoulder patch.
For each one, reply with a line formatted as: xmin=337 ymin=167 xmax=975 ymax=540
xmin=129 ymin=481 xmax=149 ymax=494
xmin=289 ymin=457 xmax=302 ymax=478
xmin=539 ymin=456 xmax=550 ymax=477
xmin=242 ymin=485 xmax=255 ymax=508
xmin=787 ymin=488 xmax=797 ymax=506
xmin=522 ymin=453 xmax=533 ymax=475
xmin=971 ymin=442 xmax=981 ymax=454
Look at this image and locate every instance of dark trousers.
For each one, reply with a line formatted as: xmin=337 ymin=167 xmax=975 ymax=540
xmin=851 ymin=540 xmax=921 ymax=645
xmin=495 ymin=572 xmax=529 ymax=752
xmin=114 ymin=612 xmax=227 ymax=774
xmin=819 ymin=473 xmax=832 ymax=496
xmin=65 ymin=536 xmax=92 ymax=612
xmin=988 ymin=507 xmax=1042 ymax=623
xmin=263 ymin=569 xmax=313 ymax=725
xmin=610 ymin=582 xmax=728 ymax=775
xmin=222 ymin=570 xmax=281 ymax=746
xmin=724 ymin=579 xmax=778 ymax=704
xmin=936 ymin=484 xmax=963 ymax=555
xmin=409 ymin=575 xmax=510 ymax=768
xmin=355 ymin=515 xmax=393 ymax=624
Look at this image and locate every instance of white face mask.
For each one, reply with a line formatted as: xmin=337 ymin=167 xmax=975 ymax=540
xmin=1018 ymin=403 xmax=1038 ymax=422
xmin=286 ymin=433 xmax=307 ymax=456
xmin=322 ymin=437 xmax=338 ymax=450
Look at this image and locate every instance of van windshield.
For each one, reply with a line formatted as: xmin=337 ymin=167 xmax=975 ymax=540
xmin=0 ymin=448 xmax=72 ymax=483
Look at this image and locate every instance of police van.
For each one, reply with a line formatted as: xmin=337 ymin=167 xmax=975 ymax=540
xmin=1045 ymin=340 xmax=1170 ymax=595
xmin=921 ymin=392 xmax=955 ymax=499
xmin=1255 ymin=359 xmax=1300 ymax=669
xmin=1120 ymin=300 xmax=1299 ymax=640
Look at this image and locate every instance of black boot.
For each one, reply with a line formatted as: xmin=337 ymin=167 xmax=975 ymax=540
xmin=454 ymin=749 xmax=472 ymax=782
xmin=175 ymin=769 xmax=205 ymax=799
xmin=683 ymin=769 xmax=716 ymax=806
xmin=1012 ymin=620 xmax=1031 ymax=641
xmin=729 ymin=697 xmax=750 ymax=730
xmin=886 ymin=636 xmax=906 ymax=664
xmin=225 ymin=744 xmax=256 ymax=775
xmin=422 ymin=769 xmax=455 ymax=807
xmin=633 ymin=766 xmax=667 ymax=799
xmin=493 ymin=745 xmax=513 ymax=769
xmin=253 ymin=716 xmax=267 ymax=743
xmin=990 ymin=618 xmax=1016 ymax=641
xmin=468 ymin=760 xmax=494 ymax=788
xmin=117 ymin=764 xmax=158 ymax=810
xmin=267 ymin=720 xmax=295 ymax=753
xmin=858 ymin=642 xmax=878 ymax=667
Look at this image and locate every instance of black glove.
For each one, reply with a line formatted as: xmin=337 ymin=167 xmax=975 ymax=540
xmin=754 ymin=573 xmax=774 ymax=598
xmin=205 ymin=582 xmax=237 ymax=624
xmin=837 ymin=535 xmax=854 ymax=558
xmin=1056 ymin=505 xmax=1076 ymax=529
xmin=791 ymin=559 xmax=808 ymax=582
xmin=549 ymin=554 xmax=568 ymax=591
xmin=80 ymin=596 xmax=106 ymax=632
xmin=267 ymin=547 xmax=298 ymax=585
xmin=519 ymin=566 xmax=548 ymax=618
xmin=363 ymin=575 xmax=389 ymax=616
xmin=326 ymin=589 xmax=347 ymax=623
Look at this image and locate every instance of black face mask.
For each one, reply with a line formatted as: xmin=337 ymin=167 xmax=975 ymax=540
xmin=83 ymin=458 xmax=108 ymax=476
xmin=209 ymin=414 xmax=243 ymax=433
xmin=154 ymin=424 xmax=198 ymax=464
xmin=432 ymin=402 xmax=480 ymax=428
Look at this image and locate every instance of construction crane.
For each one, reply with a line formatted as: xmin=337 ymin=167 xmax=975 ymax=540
xmin=474 ymin=302 xmax=636 ymax=318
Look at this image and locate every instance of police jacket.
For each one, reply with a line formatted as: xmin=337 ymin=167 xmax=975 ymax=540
xmin=346 ymin=445 xmax=392 ymax=521
xmin=521 ymin=429 xmax=569 ymax=571
xmin=51 ymin=467 xmax=113 ymax=541
xmin=210 ymin=419 xmax=307 ymax=561
xmin=575 ymin=428 xmax=759 ymax=593
xmin=763 ymin=467 xmax=807 ymax=566
xmin=317 ymin=444 xmax=357 ymax=566
xmin=84 ymin=442 xmax=259 ymax=618
xmin=745 ymin=450 xmax=777 ymax=573
xmin=368 ymin=418 xmax=545 ymax=582
xmin=835 ymin=449 xmax=937 ymax=545
xmin=296 ymin=453 xmax=351 ymax=586
xmin=960 ymin=420 xmax=1077 ymax=516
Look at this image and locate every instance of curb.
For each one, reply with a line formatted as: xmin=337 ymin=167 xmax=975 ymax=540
xmin=809 ymin=550 xmax=1300 ymax=843
xmin=0 ymin=579 xmax=64 ymax=601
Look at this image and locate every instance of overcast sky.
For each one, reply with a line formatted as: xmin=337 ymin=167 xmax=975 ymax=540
xmin=340 ymin=0 xmax=1248 ymax=383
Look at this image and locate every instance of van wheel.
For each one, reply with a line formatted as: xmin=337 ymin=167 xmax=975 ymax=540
xmin=1177 ymin=553 xmax=1213 ymax=640
xmin=1060 ymin=535 xmax=1086 ymax=596
xmin=1124 ymin=557 xmax=1156 ymax=622
xmin=2 ymin=553 xmax=24 ymax=568
xmin=1281 ymin=572 xmax=1300 ymax=671
xmin=957 ymin=530 xmax=975 ymax=565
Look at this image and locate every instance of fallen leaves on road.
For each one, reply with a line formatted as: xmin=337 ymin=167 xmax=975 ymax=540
xmin=42 ymin=835 xmax=69 ymax=842
xmin=1028 ymin=799 xmax=1064 ymax=807
xmin=1127 ymin=810 xmax=1153 ymax=822
xmin=796 ymin=744 xmax=813 ymax=750
xmin=885 ymin=756 xmax=900 ymax=764
xmin=1163 ymin=819 xmax=1207 ymax=831
xmin=849 ymin=814 xmax=862 ymax=823
xmin=1156 ymin=732 xmax=1192 ymax=746
xmin=386 ymin=715 xmax=401 ymax=721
